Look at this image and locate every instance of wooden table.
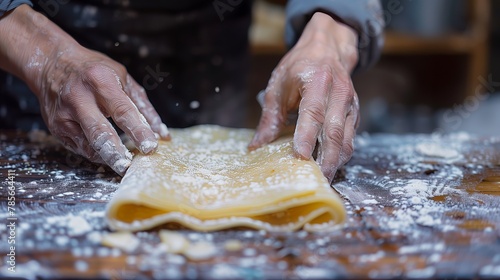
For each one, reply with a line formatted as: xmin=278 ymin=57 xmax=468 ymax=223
xmin=1 ymin=130 xmax=499 ymax=279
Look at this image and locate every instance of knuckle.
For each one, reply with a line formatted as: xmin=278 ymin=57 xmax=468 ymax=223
xmin=315 ymin=67 xmax=334 ymax=82
xmin=83 ymin=64 xmax=122 ymax=88
xmin=324 ymin=128 xmax=344 ymax=147
xmin=58 ymin=118 xmax=76 ymax=130
xmin=84 ymin=64 xmax=107 ymax=81
xmin=300 ymin=99 xmax=325 ymax=124
xmin=87 ymin=122 xmax=104 ymax=138
xmin=50 ymin=117 xmax=76 ymax=136
xmin=58 ymin=105 xmax=75 ymax=118
xmin=86 ymin=123 xmax=111 ymax=149
xmin=334 ymin=73 xmax=354 ymax=96
xmin=111 ymin=101 xmax=133 ymax=121
xmin=299 ymin=65 xmax=334 ymax=89
xmin=113 ymin=63 xmax=127 ymax=76
xmin=59 ymin=84 xmax=81 ymax=107
xmin=343 ymin=45 xmax=359 ymax=67
xmin=58 ymin=91 xmax=72 ymax=106
xmin=290 ymin=63 xmax=310 ymax=82
xmin=347 ymin=54 xmax=358 ymax=69
xmin=333 ymin=90 xmax=355 ymax=111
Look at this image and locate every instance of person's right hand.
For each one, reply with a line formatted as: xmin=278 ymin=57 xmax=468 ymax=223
xmin=38 ymin=47 xmax=170 ymax=175
xmin=0 ymin=5 xmax=170 ymax=175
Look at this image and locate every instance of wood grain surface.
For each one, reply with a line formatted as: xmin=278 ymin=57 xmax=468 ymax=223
xmin=0 ymin=130 xmax=499 ymax=279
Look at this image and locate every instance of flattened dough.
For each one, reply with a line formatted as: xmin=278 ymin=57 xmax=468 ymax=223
xmin=105 ymin=125 xmax=346 ymax=232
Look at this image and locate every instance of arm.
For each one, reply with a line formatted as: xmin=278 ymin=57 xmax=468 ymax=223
xmin=0 ymin=0 xmax=32 ymax=17
xmin=0 ymin=5 xmax=170 ymax=174
xmin=250 ymin=1 xmax=385 ymax=182
xmin=285 ymin=0 xmax=385 ymax=71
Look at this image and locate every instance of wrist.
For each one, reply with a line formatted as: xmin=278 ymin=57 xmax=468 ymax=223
xmin=299 ymin=12 xmax=359 ymax=72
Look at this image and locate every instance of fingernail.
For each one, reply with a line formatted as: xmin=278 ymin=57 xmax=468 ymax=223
xmin=324 ymin=166 xmax=338 ymax=183
xmin=295 ymin=142 xmax=313 ymax=159
xmin=248 ymin=133 xmax=260 ymax=151
xmin=160 ymin=123 xmax=170 ymax=140
xmin=139 ymin=139 xmax=157 ymax=154
xmin=113 ymin=158 xmax=131 ymax=175
xmin=123 ymin=144 xmax=134 ymax=160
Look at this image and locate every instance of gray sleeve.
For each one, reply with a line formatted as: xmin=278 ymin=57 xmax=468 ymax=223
xmin=0 ymin=0 xmax=32 ymax=18
xmin=285 ymin=0 xmax=385 ymax=72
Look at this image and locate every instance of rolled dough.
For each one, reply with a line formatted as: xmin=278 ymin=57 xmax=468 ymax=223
xmin=105 ymin=125 xmax=345 ymax=232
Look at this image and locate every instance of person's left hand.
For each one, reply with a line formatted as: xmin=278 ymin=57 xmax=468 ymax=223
xmin=249 ymin=12 xmax=360 ymax=182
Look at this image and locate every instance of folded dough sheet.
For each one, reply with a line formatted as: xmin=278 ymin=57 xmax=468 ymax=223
xmin=106 ymin=125 xmax=346 ymax=232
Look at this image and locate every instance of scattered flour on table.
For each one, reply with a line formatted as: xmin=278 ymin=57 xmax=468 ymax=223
xmin=415 ymin=142 xmax=461 ymax=160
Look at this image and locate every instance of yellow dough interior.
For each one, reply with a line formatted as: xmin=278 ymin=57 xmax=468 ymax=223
xmin=105 ymin=125 xmax=346 ymax=232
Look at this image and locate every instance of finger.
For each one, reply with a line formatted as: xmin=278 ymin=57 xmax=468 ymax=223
xmin=248 ymin=73 xmax=287 ymax=150
xmin=317 ymin=76 xmax=355 ymax=181
xmin=71 ymin=132 xmax=107 ymax=165
xmin=66 ymin=82 xmax=133 ymax=175
xmin=79 ymin=114 xmax=133 ymax=175
xmin=293 ymin=69 xmax=332 ymax=160
xmin=69 ymin=136 xmax=106 ymax=165
xmin=124 ymin=74 xmax=170 ymax=140
xmin=57 ymin=120 xmax=105 ymax=164
xmin=352 ymin=94 xmax=361 ymax=129
xmin=86 ymin=67 xmax=158 ymax=155
xmin=338 ymin=107 xmax=357 ymax=167
xmin=58 ymin=135 xmax=78 ymax=154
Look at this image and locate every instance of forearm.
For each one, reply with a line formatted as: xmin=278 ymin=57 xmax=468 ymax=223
xmin=0 ymin=4 xmax=77 ymax=95
xmin=297 ymin=12 xmax=359 ymax=73
xmin=285 ymin=0 xmax=384 ymax=72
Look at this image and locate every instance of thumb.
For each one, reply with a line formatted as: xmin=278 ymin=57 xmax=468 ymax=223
xmin=248 ymin=90 xmax=285 ymax=150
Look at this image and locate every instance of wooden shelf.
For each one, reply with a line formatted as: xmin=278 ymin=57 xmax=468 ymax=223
xmin=249 ymin=0 xmax=490 ymax=98
xmin=250 ymin=41 xmax=286 ymax=55
xmin=250 ymin=31 xmax=481 ymax=56
xmin=382 ymin=31 xmax=479 ymax=55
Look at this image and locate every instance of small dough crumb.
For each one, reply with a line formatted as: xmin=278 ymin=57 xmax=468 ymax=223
xmin=67 ymin=216 xmax=92 ymax=236
xmin=101 ymin=232 xmax=139 ymax=253
xmin=415 ymin=143 xmax=460 ymax=159
xmin=183 ymin=241 xmax=218 ymax=261
xmin=223 ymin=239 xmax=243 ymax=252
xmin=159 ymin=230 xmax=190 ymax=254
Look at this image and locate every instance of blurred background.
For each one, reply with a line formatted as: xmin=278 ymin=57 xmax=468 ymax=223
xmin=248 ymin=0 xmax=499 ymax=136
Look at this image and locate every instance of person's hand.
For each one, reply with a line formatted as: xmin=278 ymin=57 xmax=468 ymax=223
xmin=0 ymin=5 xmax=170 ymax=175
xmin=249 ymin=12 xmax=360 ymax=182
xmin=38 ymin=48 xmax=170 ymax=175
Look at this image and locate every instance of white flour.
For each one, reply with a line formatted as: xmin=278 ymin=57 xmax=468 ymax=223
xmin=1 ymin=129 xmax=499 ymax=279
